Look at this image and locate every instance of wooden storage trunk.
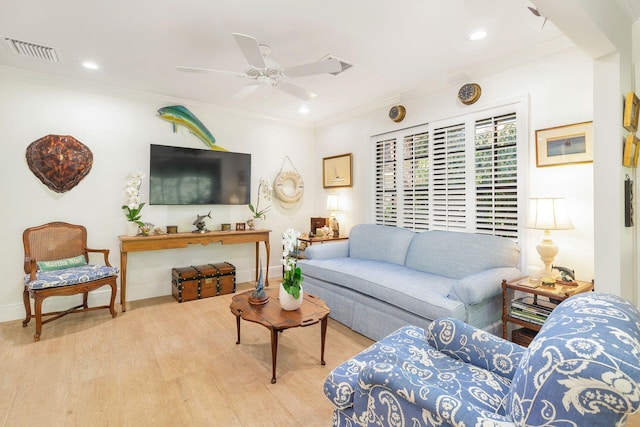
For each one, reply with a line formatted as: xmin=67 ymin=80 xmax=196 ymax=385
xmin=171 ymin=266 xmax=200 ymax=303
xmin=171 ymin=262 xmax=236 ymax=303
xmin=210 ymin=262 xmax=236 ymax=296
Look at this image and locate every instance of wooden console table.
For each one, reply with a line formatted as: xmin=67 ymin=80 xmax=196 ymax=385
xmin=118 ymin=229 xmax=270 ymax=311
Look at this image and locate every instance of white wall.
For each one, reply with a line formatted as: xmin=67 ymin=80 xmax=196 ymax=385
xmin=313 ymin=46 xmax=596 ymax=284
xmin=0 ymin=68 xmax=315 ymax=321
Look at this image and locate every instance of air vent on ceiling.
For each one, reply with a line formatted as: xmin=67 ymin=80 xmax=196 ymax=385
xmin=2 ymin=36 xmax=61 ymax=62
xmin=321 ymin=55 xmax=353 ymax=76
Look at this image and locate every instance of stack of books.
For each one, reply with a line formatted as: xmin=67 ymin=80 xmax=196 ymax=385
xmin=510 ymin=296 xmax=558 ymax=325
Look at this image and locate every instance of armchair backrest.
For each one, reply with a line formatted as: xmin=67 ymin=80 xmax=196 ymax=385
xmin=23 ymin=222 xmax=88 ymax=274
xmin=507 ymin=292 xmax=640 ymax=426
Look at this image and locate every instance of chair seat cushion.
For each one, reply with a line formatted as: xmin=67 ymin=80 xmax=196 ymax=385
xmin=24 ymin=265 xmax=119 ymax=290
xmin=324 ymin=325 xmax=512 ymax=414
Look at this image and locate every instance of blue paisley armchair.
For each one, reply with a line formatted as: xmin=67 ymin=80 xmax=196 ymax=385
xmin=324 ymin=292 xmax=640 ymax=426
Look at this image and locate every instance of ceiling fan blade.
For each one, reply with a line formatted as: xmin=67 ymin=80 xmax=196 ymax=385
xmin=277 ymin=82 xmax=316 ymax=101
xmin=232 ymin=33 xmax=266 ymax=69
xmin=176 ymin=66 xmax=246 ymax=77
xmin=232 ymin=84 xmax=260 ymax=101
xmin=284 ymin=58 xmax=342 ymax=78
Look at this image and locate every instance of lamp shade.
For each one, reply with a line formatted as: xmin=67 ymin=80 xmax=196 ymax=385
xmin=525 ymin=197 xmax=574 ymax=230
xmin=326 ymin=194 xmax=341 ymax=212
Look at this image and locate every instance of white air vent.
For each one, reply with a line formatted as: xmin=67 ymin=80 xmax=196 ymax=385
xmin=321 ymin=54 xmax=353 ymax=76
xmin=3 ymin=36 xmax=61 ymax=62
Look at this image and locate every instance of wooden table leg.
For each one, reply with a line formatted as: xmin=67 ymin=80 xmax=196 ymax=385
xmin=120 ymin=250 xmax=127 ymax=312
xmin=235 ymin=315 xmax=241 ymax=345
xmin=264 ymin=240 xmax=270 ymax=287
xmin=320 ymin=316 xmax=327 ymax=365
xmin=270 ymin=328 xmax=279 ymax=384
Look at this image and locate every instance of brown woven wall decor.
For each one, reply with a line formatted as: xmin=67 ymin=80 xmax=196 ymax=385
xmin=25 ymin=134 xmax=93 ymax=193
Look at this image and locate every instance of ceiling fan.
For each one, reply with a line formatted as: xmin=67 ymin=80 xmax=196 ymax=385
xmin=177 ymin=33 xmax=343 ymax=101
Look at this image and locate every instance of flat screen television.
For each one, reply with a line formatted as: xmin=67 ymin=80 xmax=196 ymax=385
xmin=149 ymin=144 xmax=251 ymax=205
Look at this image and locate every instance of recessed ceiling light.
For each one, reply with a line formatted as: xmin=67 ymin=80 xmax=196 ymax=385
xmin=299 ymin=106 xmax=309 ymax=114
xmin=467 ymin=30 xmax=487 ymax=41
xmin=82 ymin=61 xmax=99 ymax=70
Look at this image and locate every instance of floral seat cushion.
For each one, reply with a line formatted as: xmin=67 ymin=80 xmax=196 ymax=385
xmin=24 ymin=265 xmax=119 ymax=290
xmin=324 ymin=324 xmax=513 ymax=415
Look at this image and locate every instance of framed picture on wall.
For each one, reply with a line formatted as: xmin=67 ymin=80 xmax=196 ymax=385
xmin=624 ymin=92 xmax=640 ymax=132
xmin=323 ymin=153 xmax=352 ymax=188
xmin=535 ymin=121 xmax=594 ymax=167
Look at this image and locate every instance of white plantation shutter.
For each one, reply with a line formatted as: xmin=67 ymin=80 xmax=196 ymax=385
xmin=372 ymin=105 xmax=520 ymax=241
xmin=431 ymin=123 xmax=466 ymax=231
xmin=402 ymin=131 xmax=430 ymax=231
xmin=475 ymin=113 xmax=518 ymax=238
xmin=374 ymin=137 xmax=397 ymax=226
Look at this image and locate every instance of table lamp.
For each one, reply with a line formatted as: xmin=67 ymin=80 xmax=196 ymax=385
xmin=326 ymin=194 xmax=342 ymax=237
xmin=525 ymin=197 xmax=574 ymax=277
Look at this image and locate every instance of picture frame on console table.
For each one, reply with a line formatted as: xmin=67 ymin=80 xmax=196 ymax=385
xmin=535 ymin=121 xmax=593 ymax=167
xmin=323 ymin=153 xmax=352 ymax=188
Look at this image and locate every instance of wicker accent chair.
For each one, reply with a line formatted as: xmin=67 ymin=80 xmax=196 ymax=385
xmin=22 ymin=222 xmax=118 ymax=341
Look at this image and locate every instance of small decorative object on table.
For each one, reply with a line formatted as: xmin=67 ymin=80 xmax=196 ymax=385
xmin=221 ymin=223 xmax=231 ymax=231
xmin=236 ymin=223 xmax=246 ymax=231
xmin=249 ymin=260 xmax=269 ymax=306
xmin=280 ymin=228 xmax=304 ymax=310
xmin=166 ymin=225 xmax=178 ymax=234
xmin=248 ymin=177 xmax=272 ymax=229
xmin=122 ymin=171 xmax=146 ymax=235
xmin=192 ymin=211 xmax=211 ymax=233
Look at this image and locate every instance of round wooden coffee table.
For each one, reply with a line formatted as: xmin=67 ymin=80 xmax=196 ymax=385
xmin=229 ymin=287 xmax=330 ymax=383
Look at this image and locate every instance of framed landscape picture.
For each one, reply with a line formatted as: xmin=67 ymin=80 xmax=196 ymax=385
xmin=323 ymin=153 xmax=352 ymax=188
xmin=535 ymin=121 xmax=593 ymax=167
xmin=624 ymin=92 xmax=640 ymax=132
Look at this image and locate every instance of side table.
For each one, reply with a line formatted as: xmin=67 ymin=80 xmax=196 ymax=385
xmin=502 ymin=277 xmax=594 ymax=346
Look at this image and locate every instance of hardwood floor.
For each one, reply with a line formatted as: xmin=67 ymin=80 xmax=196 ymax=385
xmin=0 ymin=282 xmax=372 ymax=426
xmin=2 ymin=282 xmax=639 ymax=426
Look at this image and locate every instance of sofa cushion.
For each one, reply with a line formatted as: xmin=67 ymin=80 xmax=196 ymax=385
xmin=507 ymin=292 xmax=640 ymax=426
xmin=347 ymin=224 xmax=415 ymax=266
xmin=405 ymin=230 xmax=520 ymax=279
xmin=298 ymin=257 xmax=465 ymax=321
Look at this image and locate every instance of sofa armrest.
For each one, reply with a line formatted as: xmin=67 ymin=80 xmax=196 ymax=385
xmin=304 ymin=241 xmax=349 ymax=260
xmin=426 ymin=317 xmax=525 ymax=380
xmin=353 ymin=364 xmax=515 ymax=426
xmin=449 ymin=267 xmax=521 ymax=305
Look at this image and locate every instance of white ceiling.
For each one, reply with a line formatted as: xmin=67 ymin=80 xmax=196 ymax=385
xmin=0 ymin=0 xmax=632 ymax=125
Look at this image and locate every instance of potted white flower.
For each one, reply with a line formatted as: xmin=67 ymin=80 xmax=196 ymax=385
xmin=122 ymin=171 xmax=146 ymax=235
xmin=280 ymin=228 xmax=304 ymax=310
xmin=248 ymin=177 xmax=272 ymax=229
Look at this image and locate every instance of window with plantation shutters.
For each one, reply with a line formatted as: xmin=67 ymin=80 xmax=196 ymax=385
xmin=402 ymin=131 xmax=430 ymax=230
xmin=372 ymin=105 xmax=521 ymax=241
xmin=431 ymin=123 xmax=466 ymax=231
xmin=474 ymin=113 xmax=518 ymax=239
xmin=374 ymin=137 xmax=398 ymax=226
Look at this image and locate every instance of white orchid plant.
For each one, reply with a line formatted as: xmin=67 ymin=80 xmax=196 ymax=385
xmin=249 ymin=177 xmax=272 ymax=219
xmin=122 ymin=171 xmax=145 ymax=227
xmin=281 ymin=228 xmax=303 ymax=298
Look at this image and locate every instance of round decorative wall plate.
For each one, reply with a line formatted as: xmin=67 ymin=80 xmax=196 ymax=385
xmin=26 ymin=134 xmax=93 ymax=193
xmin=458 ymin=83 xmax=482 ymax=105
xmin=389 ymin=105 xmax=406 ymax=122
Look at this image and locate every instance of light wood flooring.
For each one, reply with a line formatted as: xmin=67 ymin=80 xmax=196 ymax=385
xmin=2 ymin=282 xmax=639 ymax=427
xmin=0 ymin=282 xmax=373 ymax=427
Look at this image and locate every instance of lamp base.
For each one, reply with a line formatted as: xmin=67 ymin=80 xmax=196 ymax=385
xmin=536 ymin=229 xmax=558 ymax=276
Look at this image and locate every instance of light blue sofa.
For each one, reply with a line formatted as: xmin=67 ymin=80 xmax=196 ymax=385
xmin=323 ymin=292 xmax=640 ymax=426
xmin=297 ymin=224 xmax=521 ymax=340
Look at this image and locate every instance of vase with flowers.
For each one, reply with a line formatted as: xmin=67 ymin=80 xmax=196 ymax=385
xmin=280 ymin=228 xmax=304 ymax=310
xmin=248 ymin=177 xmax=272 ymax=230
xmin=122 ymin=171 xmax=145 ymax=236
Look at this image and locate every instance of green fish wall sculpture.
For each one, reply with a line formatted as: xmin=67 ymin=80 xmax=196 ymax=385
xmin=157 ymin=105 xmax=227 ymax=151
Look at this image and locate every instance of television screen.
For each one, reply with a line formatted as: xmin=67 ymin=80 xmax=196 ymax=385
xmin=149 ymin=144 xmax=251 ymax=205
